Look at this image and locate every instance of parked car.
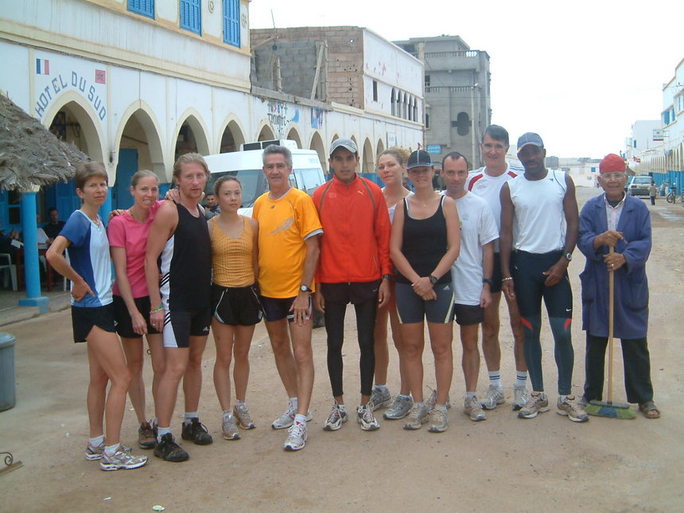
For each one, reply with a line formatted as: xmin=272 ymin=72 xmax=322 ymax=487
xmin=626 ymin=175 xmax=652 ymax=197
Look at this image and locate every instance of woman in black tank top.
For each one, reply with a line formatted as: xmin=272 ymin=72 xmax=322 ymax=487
xmin=390 ymin=154 xmax=461 ymax=432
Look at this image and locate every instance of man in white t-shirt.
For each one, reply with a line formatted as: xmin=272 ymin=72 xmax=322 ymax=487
xmin=442 ymin=152 xmax=498 ymax=421
xmin=466 ymin=125 xmax=528 ymax=410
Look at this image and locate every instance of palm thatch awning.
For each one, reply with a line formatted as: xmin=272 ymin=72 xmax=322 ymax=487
xmin=0 ymin=94 xmax=89 ymax=192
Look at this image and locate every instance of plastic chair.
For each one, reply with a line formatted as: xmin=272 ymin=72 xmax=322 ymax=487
xmin=0 ymin=253 xmax=18 ymax=291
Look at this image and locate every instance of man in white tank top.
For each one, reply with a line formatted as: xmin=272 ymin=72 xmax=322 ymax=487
xmin=500 ymin=133 xmax=588 ymax=423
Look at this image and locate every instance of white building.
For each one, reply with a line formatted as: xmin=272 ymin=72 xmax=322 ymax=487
xmin=631 ymin=58 xmax=684 ymax=178
xmin=624 ymin=120 xmax=662 ymax=164
xmin=0 ymin=0 xmax=423 ymax=221
xmin=0 ymin=0 xmax=422 ymax=308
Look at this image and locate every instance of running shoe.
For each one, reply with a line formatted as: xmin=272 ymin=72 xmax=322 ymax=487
xmin=481 ymin=384 xmax=505 ymax=410
xmin=181 ymin=418 xmax=213 ymax=445
xmin=512 ymin=383 xmax=529 ymax=411
xmin=283 ymin=421 xmax=307 ymax=451
xmin=403 ymin=402 xmax=429 ymax=430
xmin=271 ymin=405 xmax=313 ymax=430
xmin=518 ymin=392 xmax=549 ymax=419
xmin=426 ymin=388 xmax=452 ymax=411
xmin=222 ymin=414 xmax=240 ymax=440
xmin=154 ymin=433 xmax=189 ymax=462
xmin=233 ymin=403 xmax=256 ymax=429
xmin=99 ymin=446 xmax=148 ymax=471
xmin=138 ymin=422 xmax=157 ymax=449
xmin=428 ymin=406 xmax=448 ymax=433
xmin=383 ymin=394 xmax=413 ymax=420
xmin=85 ymin=442 xmax=131 ymax=461
xmin=370 ymin=386 xmax=392 ymax=411
xmin=323 ymin=403 xmax=348 ymax=431
xmin=85 ymin=443 xmax=105 ymax=461
xmin=357 ymin=404 xmax=380 ymax=431
xmin=464 ymin=395 xmax=487 ymax=422
xmin=556 ymin=395 xmax=589 ymax=423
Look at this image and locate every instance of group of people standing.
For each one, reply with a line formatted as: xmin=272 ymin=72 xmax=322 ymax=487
xmin=46 ymin=125 xmax=659 ymax=471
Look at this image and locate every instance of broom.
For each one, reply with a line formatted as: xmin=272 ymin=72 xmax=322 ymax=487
xmin=586 ymin=246 xmax=636 ymax=419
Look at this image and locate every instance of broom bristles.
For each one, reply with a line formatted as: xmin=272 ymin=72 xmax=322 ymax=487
xmin=585 ymin=401 xmax=637 ymax=419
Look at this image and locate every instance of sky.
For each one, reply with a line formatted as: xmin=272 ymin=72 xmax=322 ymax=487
xmin=249 ymin=0 xmax=683 ymax=159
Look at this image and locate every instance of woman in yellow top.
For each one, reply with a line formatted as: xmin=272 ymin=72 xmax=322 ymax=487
xmin=209 ymin=176 xmax=261 ymax=440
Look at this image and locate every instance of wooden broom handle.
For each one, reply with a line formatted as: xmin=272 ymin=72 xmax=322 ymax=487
xmin=607 ymin=245 xmax=615 ymax=403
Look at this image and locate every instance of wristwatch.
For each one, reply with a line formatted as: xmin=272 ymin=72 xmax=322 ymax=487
xmin=482 ymin=278 xmax=494 ymax=286
xmin=563 ymin=252 xmax=573 ymax=261
xmin=300 ymin=285 xmax=312 ymax=293
xmin=429 ymin=275 xmax=438 ymax=285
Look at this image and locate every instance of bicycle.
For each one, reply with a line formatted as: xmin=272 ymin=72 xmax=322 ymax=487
xmin=666 ymin=189 xmax=680 ymax=204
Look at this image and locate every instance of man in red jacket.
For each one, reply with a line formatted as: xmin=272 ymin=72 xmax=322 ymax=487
xmin=313 ymin=138 xmax=392 ymax=432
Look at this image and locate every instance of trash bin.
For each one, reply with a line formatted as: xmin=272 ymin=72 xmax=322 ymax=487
xmin=0 ymin=332 xmax=16 ymax=411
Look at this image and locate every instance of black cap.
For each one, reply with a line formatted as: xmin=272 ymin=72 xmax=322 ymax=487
xmin=407 ymin=150 xmax=433 ymax=170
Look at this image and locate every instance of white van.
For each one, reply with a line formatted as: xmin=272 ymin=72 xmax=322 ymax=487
xmin=203 ymin=140 xmax=327 ymax=215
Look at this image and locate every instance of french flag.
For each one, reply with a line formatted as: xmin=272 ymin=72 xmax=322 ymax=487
xmin=36 ymin=59 xmax=50 ymax=75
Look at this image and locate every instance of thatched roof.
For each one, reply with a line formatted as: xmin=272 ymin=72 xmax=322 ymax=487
xmin=0 ymin=94 xmax=89 ymax=191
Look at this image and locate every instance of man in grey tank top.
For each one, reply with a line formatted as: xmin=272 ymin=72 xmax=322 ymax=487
xmin=500 ymin=133 xmax=588 ymax=423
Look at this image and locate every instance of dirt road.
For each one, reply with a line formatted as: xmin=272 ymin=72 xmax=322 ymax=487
xmin=1 ymin=187 xmax=682 ymax=513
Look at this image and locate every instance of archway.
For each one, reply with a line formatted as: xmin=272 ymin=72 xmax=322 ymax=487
xmin=175 ymin=113 xmax=210 ymax=160
xmin=309 ymin=131 xmax=326 ymax=172
xmin=220 ymin=119 xmax=245 ymax=153
xmin=43 ymin=99 xmax=105 ymax=221
xmin=376 ymin=138 xmax=385 ymax=159
xmin=286 ymin=127 xmax=302 ymax=149
xmin=114 ymin=107 xmax=165 ymax=209
xmin=362 ymin=138 xmax=374 ymax=173
xmin=257 ymin=124 xmax=275 ymax=141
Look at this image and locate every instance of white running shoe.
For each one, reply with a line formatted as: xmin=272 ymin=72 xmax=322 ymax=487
xmin=357 ymin=404 xmax=380 ymax=431
xmin=283 ymin=421 xmax=308 ymax=451
xmin=323 ymin=403 xmax=348 ymax=431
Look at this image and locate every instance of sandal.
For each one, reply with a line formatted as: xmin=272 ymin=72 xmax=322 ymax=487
xmin=639 ymin=401 xmax=661 ymax=419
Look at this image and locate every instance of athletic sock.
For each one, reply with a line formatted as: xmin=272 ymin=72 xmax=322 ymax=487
xmin=294 ymin=413 xmax=308 ymax=424
xmin=235 ymin=399 xmax=245 ymax=407
xmin=559 ymin=395 xmax=568 ymax=402
xmin=223 ymin=410 xmax=233 ymax=421
xmin=488 ymin=371 xmax=502 ymax=388
xmin=183 ymin=411 xmax=198 ymax=425
xmin=89 ymin=435 xmax=104 ymax=447
xmin=157 ymin=426 xmax=171 ymax=442
xmin=104 ymin=443 xmax=120 ymax=457
xmin=465 ymin=391 xmax=477 ymax=400
xmin=374 ymin=383 xmax=388 ymax=390
xmin=288 ymin=397 xmax=298 ymax=410
xmin=337 ymin=404 xmax=347 ymax=413
xmin=516 ymin=371 xmax=528 ymax=386
xmin=398 ymin=394 xmax=411 ymax=400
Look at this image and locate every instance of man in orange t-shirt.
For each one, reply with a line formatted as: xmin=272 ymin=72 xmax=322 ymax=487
xmin=253 ymin=145 xmax=322 ymax=452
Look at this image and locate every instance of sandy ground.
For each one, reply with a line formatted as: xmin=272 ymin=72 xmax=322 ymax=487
xmin=1 ymin=187 xmax=682 ymax=513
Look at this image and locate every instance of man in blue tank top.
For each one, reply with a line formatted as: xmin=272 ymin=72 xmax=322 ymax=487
xmin=500 ymin=133 xmax=588 ymax=423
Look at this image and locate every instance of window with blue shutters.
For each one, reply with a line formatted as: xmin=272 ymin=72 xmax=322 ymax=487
xmin=128 ymin=0 xmax=154 ymax=19
xmin=223 ymin=0 xmax=240 ymax=47
xmin=180 ymin=0 xmax=202 ymax=35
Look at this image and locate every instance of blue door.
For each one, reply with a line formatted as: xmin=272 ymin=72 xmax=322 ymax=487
xmin=113 ymin=149 xmax=138 ymax=210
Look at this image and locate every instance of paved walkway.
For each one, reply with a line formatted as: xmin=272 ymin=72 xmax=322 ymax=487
xmin=0 ymin=289 xmax=70 ymax=328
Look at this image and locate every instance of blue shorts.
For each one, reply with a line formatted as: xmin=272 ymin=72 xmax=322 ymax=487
xmin=395 ymin=282 xmax=454 ymax=324
xmin=260 ymin=295 xmax=312 ymax=323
